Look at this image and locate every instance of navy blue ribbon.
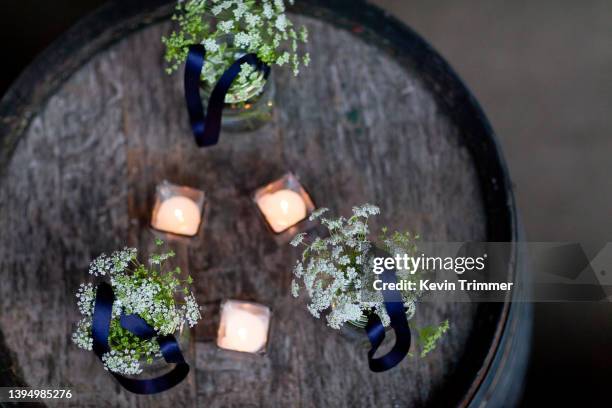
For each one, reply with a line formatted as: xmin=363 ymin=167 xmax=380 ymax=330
xmin=365 ymin=248 xmax=412 ymax=372
xmin=184 ymin=44 xmax=270 ymax=147
xmin=92 ymin=282 xmax=189 ymax=394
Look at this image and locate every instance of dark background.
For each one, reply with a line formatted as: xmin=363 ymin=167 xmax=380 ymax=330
xmin=1 ymin=1 xmax=611 ymax=406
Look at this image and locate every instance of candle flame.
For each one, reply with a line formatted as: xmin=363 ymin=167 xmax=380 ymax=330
xmin=174 ymin=208 xmax=185 ymax=223
xmin=237 ymin=327 xmax=248 ymax=340
xmin=280 ymin=199 xmax=289 ymax=214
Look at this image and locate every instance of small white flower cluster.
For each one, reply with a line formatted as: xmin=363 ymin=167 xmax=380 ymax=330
xmin=101 ymin=350 xmax=142 ymax=376
xmin=291 ymin=204 xmax=418 ymax=330
xmin=164 ymin=0 xmax=310 ymax=103
xmin=72 ymin=283 xmax=97 ymax=351
xmin=71 ymin=317 xmax=93 ymax=351
xmin=88 ymin=247 xmax=137 ymax=277
xmin=352 ymin=203 xmax=380 ymax=218
xmin=182 ymin=293 xmax=202 ymax=328
xmin=76 ymin=282 xmax=95 ymax=316
xmin=72 ymin=246 xmax=203 ymax=376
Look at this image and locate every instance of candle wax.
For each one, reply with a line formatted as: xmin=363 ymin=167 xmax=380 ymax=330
xmin=153 ymin=196 xmax=201 ymax=236
xmin=218 ymin=309 xmax=268 ymax=353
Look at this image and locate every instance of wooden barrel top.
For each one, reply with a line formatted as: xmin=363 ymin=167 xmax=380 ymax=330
xmin=0 ymin=1 xmax=519 ymax=407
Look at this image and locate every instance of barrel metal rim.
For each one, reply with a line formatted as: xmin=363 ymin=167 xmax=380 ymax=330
xmin=0 ymin=1 xmax=522 ymax=406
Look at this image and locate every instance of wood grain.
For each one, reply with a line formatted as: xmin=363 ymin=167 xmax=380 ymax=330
xmin=0 ymin=11 xmax=498 ymax=408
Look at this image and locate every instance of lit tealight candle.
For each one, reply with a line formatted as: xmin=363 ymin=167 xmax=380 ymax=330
xmin=256 ymin=189 xmax=307 ymax=233
xmin=217 ymin=300 xmax=270 ymax=354
xmin=152 ymin=196 xmax=201 ymax=236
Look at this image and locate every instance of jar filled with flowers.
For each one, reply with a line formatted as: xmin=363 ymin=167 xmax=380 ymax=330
xmin=72 ymin=241 xmax=202 ymax=377
xmin=163 ymin=0 xmax=310 ymax=131
xmin=290 ymin=204 xmax=449 ymax=356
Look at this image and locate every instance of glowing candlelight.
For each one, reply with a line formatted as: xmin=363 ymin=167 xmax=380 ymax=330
xmin=150 ymin=181 xmax=206 ymax=238
xmin=256 ymin=189 xmax=307 ymax=233
xmin=217 ymin=300 xmax=270 ymax=354
xmin=152 ymin=196 xmax=201 ymax=236
xmin=253 ymin=173 xmax=316 ymax=240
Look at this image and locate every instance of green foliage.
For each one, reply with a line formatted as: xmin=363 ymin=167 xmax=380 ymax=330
xmin=161 ymin=0 xmax=310 ymax=101
xmin=379 ymin=228 xmax=420 ymax=260
xmin=107 ymin=319 xmax=159 ymax=360
xmin=416 ymin=320 xmax=450 ymax=357
xmin=162 ymin=0 xmax=210 ymax=74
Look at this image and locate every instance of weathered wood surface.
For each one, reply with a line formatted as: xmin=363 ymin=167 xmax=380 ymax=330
xmin=0 ymin=6 xmax=509 ymax=407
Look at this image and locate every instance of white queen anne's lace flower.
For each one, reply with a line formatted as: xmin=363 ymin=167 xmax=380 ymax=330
xmin=203 ymin=38 xmax=220 ymax=52
xmin=183 ymin=292 xmax=202 ymax=327
xmin=244 ymin=12 xmax=261 ymax=28
xmin=163 ymin=0 xmax=310 ymax=101
xmin=289 ymin=232 xmax=306 ymax=247
xmin=291 ymin=279 xmax=300 ymax=298
xmin=233 ymin=1 xmax=248 ymax=18
xmin=273 ymin=0 xmax=285 ymax=12
xmin=218 ymin=20 xmax=234 ymax=33
xmin=262 ymin=2 xmax=274 ymax=19
xmin=275 ymin=14 xmax=287 ymax=32
xmin=73 ymin=245 xmax=203 ymax=376
xmin=308 ymin=207 xmax=328 ymax=221
xmin=76 ymin=283 xmax=96 ymax=316
xmin=89 ymin=247 xmax=136 ymax=276
xmin=291 ymin=205 xmax=420 ymax=330
xmin=72 ymin=318 xmax=93 ymax=351
xmin=89 ymin=254 xmax=111 ymax=276
xmin=102 ymin=350 xmax=142 ymax=375
xmin=234 ymin=31 xmax=252 ymax=48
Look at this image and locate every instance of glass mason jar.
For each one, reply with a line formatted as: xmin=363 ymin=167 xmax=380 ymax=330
xmin=337 ymin=306 xmax=415 ymax=349
xmin=200 ymin=41 xmax=275 ymax=133
xmin=337 ymin=309 xmax=377 ymax=347
xmin=129 ymin=324 xmax=191 ymax=379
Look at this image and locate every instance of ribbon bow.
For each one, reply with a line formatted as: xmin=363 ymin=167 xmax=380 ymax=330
xmin=91 ymin=282 xmax=189 ymax=394
xmin=365 ymin=248 xmax=412 ymax=372
xmin=184 ymin=44 xmax=270 ymax=147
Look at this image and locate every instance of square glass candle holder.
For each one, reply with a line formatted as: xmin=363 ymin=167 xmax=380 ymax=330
xmin=253 ymin=172 xmax=316 ymax=242
xmin=150 ymin=181 xmax=206 ymax=238
xmin=217 ymin=300 xmax=271 ymax=354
